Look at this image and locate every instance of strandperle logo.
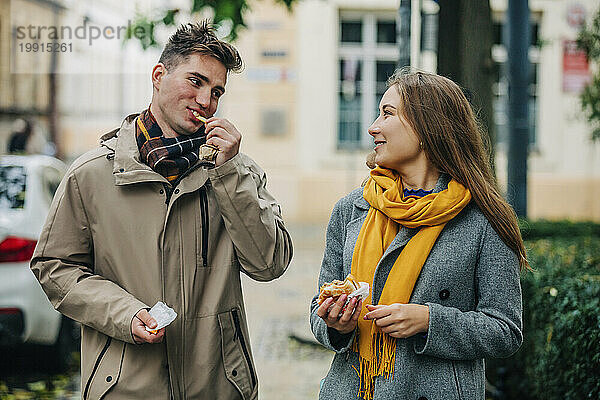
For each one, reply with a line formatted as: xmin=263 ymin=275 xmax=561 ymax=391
xmin=14 ymin=19 xmax=151 ymax=46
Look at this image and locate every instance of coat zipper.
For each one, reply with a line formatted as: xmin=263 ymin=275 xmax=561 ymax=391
xmin=199 ymin=186 xmax=209 ymax=267
xmin=231 ymin=309 xmax=257 ymax=388
xmin=452 ymin=362 xmax=462 ymax=400
xmin=178 ymin=210 xmax=187 ymax=399
xmin=83 ymin=337 xmax=112 ymax=400
xmin=164 ymin=159 xmax=205 ymax=204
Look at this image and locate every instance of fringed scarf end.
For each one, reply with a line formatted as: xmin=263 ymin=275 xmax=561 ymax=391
xmin=355 ymin=332 xmax=396 ymax=400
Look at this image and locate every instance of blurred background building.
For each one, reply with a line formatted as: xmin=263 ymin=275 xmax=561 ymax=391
xmin=0 ymin=0 xmax=158 ymax=157
xmin=228 ymin=0 xmax=600 ymax=222
xmin=1 ymin=0 xmax=599 ymax=222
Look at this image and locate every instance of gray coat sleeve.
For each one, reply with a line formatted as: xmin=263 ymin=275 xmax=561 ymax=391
xmin=414 ymin=221 xmax=523 ymax=360
xmin=309 ymin=197 xmax=356 ymax=353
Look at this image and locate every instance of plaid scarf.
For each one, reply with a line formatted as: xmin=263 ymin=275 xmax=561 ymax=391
xmin=135 ymin=108 xmax=205 ymax=183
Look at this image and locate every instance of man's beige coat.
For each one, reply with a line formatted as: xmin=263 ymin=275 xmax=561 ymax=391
xmin=31 ymin=114 xmax=293 ymax=399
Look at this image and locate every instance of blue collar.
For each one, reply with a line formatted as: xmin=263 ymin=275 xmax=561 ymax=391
xmin=403 ymin=188 xmax=434 ymax=198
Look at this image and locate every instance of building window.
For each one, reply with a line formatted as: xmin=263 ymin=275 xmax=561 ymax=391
xmin=376 ymin=61 xmax=397 ymax=114
xmin=261 ymin=108 xmax=287 ymax=136
xmin=338 ymin=11 xmax=399 ymax=150
xmin=341 ymin=20 xmax=362 ymax=43
xmin=492 ymin=18 xmax=539 ymax=147
xmin=377 ymin=21 xmax=396 ymax=44
xmin=339 ymin=59 xmax=362 ymax=145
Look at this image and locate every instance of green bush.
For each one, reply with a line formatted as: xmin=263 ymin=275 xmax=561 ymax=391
xmin=487 ymin=236 xmax=600 ymax=399
xmin=518 ymin=219 xmax=600 ymax=240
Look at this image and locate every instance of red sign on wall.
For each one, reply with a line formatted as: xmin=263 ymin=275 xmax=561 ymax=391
xmin=563 ymin=39 xmax=591 ymax=93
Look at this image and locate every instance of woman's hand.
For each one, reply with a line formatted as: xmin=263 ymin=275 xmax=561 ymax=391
xmin=364 ymin=303 xmax=429 ymax=338
xmin=316 ymin=295 xmax=363 ymax=334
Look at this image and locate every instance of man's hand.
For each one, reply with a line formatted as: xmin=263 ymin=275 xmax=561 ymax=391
xmin=363 ymin=303 xmax=429 ymax=339
xmin=131 ymin=309 xmax=165 ymax=344
xmin=205 ymin=117 xmax=241 ymax=167
xmin=316 ymin=295 xmax=363 ymax=334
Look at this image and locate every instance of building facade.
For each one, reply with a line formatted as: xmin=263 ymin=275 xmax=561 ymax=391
xmin=224 ymin=0 xmax=600 ymax=222
xmin=3 ymin=0 xmax=598 ymax=222
xmin=1 ymin=0 xmax=159 ymax=157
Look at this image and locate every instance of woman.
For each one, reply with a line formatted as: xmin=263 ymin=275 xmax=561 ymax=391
xmin=310 ymin=69 xmax=527 ymax=400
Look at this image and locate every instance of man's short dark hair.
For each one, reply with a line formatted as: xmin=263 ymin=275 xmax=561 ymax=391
xmin=159 ymin=21 xmax=243 ymax=73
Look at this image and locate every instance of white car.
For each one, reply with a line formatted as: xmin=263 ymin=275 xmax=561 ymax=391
xmin=0 ymin=154 xmax=78 ymax=370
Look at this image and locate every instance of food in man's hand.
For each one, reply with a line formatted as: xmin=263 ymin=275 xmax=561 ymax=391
xmin=199 ymin=144 xmax=219 ymax=166
xmin=318 ymin=274 xmax=360 ymax=305
xmin=191 ymin=109 xmax=207 ymax=124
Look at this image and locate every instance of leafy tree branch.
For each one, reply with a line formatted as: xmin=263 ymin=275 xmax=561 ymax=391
xmin=125 ymin=0 xmax=297 ymax=49
xmin=577 ymin=6 xmax=600 ymax=141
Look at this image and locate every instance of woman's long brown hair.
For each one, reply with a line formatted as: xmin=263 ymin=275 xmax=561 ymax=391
xmin=388 ymin=69 xmax=530 ymax=270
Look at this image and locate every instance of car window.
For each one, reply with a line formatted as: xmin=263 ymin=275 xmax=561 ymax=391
xmin=41 ymin=167 xmax=63 ymax=204
xmin=0 ymin=165 xmax=27 ymax=209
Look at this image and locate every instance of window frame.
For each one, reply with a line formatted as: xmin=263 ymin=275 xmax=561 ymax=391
xmin=337 ymin=10 xmax=399 ymax=150
xmin=40 ymin=166 xmax=63 ymax=206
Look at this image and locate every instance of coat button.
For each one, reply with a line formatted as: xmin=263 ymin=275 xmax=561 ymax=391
xmin=232 ymin=369 xmax=238 ymax=377
xmin=119 ymin=168 xmax=124 ymax=172
xmin=439 ymin=289 xmax=450 ymax=300
xmin=174 ymin=189 xmax=180 ymax=194
xmin=159 ymin=189 xmax=164 ymax=194
xmin=106 ymin=375 xmax=112 ymax=382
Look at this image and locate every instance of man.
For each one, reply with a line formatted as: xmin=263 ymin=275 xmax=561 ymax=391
xmin=30 ymin=22 xmax=293 ymax=399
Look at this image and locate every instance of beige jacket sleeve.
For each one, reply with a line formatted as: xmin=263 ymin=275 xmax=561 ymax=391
xmin=207 ymin=153 xmax=293 ymax=281
xmin=30 ymin=171 xmax=147 ymax=344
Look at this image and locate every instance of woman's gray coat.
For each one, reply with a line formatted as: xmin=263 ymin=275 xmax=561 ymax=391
xmin=310 ymin=175 xmax=523 ymax=400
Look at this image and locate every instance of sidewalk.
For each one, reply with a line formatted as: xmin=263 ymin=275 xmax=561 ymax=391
xmin=242 ymin=223 xmax=333 ymax=400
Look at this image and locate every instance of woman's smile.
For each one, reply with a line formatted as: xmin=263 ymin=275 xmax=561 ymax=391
xmin=374 ymin=140 xmax=386 ymax=150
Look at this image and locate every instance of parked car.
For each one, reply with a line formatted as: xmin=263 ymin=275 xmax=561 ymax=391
xmin=0 ymin=154 xmax=78 ymax=370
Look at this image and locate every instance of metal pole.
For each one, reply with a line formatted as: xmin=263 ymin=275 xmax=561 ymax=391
xmin=397 ymin=0 xmax=411 ymax=68
xmin=507 ymin=0 xmax=530 ymax=217
xmin=48 ymin=3 xmax=61 ymax=158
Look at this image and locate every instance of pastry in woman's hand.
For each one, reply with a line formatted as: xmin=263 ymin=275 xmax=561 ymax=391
xmin=318 ymin=274 xmax=360 ymax=305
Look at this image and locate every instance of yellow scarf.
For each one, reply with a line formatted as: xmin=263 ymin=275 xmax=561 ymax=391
xmin=351 ymin=167 xmax=471 ymax=400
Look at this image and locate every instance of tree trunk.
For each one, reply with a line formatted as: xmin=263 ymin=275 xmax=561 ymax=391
xmin=437 ymin=0 xmax=495 ymax=169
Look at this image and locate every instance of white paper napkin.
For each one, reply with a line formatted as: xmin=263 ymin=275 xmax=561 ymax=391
xmin=347 ymin=282 xmax=370 ymax=303
xmin=145 ymin=301 xmax=177 ymax=332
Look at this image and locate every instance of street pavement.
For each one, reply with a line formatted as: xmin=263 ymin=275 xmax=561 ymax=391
xmin=242 ymin=223 xmax=334 ymax=400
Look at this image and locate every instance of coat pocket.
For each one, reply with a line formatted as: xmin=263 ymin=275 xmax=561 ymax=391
xmin=452 ymin=359 xmax=481 ymax=400
xmin=195 ymin=186 xmax=210 ymax=268
xmin=82 ymin=337 xmax=126 ymax=400
xmin=451 ymin=361 xmax=463 ymax=400
xmin=217 ymin=308 xmax=257 ymax=400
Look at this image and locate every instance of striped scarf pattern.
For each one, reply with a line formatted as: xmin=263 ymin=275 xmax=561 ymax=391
xmin=136 ymin=108 xmax=205 ymax=183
